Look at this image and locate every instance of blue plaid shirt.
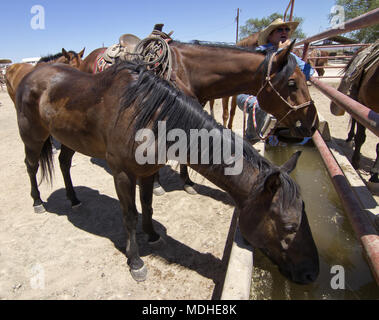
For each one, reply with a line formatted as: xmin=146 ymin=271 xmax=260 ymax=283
xmin=256 ymin=43 xmax=315 ymax=80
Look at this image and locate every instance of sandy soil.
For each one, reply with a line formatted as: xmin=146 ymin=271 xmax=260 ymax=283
xmin=0 ymin=65 xmax=377 ymax=300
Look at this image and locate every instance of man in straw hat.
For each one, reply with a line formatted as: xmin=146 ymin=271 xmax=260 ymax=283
xmin=237 ymin=18 xmax=315 ymax=144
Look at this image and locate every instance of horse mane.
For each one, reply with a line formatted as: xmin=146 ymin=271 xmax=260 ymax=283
xmin=342 ymin=46 xmax=366 ymax=74
xmin=38 ymin=50 xmax=79 ymax=63
xmin=114 ymin=60 xmax=300 ymax=207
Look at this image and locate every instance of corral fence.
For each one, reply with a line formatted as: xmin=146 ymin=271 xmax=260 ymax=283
xmin=294 ymin=8 xmax=379 ymax=285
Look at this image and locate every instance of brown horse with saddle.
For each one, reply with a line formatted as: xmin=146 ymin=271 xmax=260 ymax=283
xmin=80 ymin=25 xmax=319 ymax=195
xmin=330 ymin=40 xmax=379 ymax=187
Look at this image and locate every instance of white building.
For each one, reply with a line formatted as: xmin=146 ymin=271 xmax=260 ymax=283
xmin=21 ymin=57 xmax=41 ymax=65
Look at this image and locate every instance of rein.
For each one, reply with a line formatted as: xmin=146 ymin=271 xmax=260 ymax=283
xmin=252 ymin=51 xmax=314 ymax=140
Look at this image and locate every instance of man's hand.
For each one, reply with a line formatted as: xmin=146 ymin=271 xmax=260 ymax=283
xmin=278 ymin=39 xmax=291 ymax=49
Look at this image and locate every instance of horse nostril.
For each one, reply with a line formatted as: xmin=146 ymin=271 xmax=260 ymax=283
xmin=304 ymin=272 xmax=318 ymax=283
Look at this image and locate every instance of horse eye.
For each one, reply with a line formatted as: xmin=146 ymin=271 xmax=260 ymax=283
xmin=288 ymin=79 xmax=296 ymax=87
xmin=284 ymin=224 xmax=297 ymax=233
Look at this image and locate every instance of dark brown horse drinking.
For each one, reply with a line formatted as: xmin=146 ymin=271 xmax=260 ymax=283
xmin=81 ymin=36 xmax=319 ymax=195
xmin=16 ymin=60 xmax=319 ymax=284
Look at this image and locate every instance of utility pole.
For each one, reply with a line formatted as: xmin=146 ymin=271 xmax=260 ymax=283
xmin=235 ymin=8 xmax=239 ymax=43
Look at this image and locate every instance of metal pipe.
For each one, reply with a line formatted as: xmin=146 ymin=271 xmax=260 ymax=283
xmin=306 ymin=56 xmax=353 ymax=59
xmin=312 ymin=65 xmax=346 ymax=68
xmin=296 ymin=8 xmax=379 ymax=46
xmin=289 ymin=0 xmax=295 ymax=21
xmin=310 ymin=76 xmax=379 ymax=137
xmin=308 ymin=43 xmax=371 ymax=49
xmin=312 ymin=130 xmax=379 ymax=285
xmin=313 ymin=76 xmax=343 ymax=79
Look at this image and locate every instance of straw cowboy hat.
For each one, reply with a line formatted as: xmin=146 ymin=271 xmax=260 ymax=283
xmin=258 ymin=18 xmax=299 ymax=46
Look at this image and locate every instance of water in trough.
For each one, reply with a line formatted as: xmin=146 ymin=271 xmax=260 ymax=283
xmin=249 ymin=141 xmax=379 ymax=300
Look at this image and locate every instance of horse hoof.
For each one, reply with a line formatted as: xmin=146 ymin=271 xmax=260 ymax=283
xmin=367 ymin=181 xmax=379 ymax=195
xmin=153 ymin=186 xmax=165 ymax=196
xmin=149 ymin=236 xmax=165 ymax=249
xmin=184 ymin=184 xmax=197 ymax=195
xmin=33 ymin=204 xmax=46 ymax=214
xmin=130 ymin=265 xmax=147 ymax=282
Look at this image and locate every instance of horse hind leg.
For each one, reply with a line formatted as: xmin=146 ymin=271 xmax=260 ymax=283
xmin=58 ymin=144 xmax=81 ymax=208
xmin=368 ymin=143 xmax=379 ymax=195
xmin=346 ymin=117 xmax=355 ymax=143
xmin=24 ymin=139 xmax=54 ymax=213
xmin=222 ymin=96 xmax=229 ymax=127
xmin=227 ymin=95 xmax=237 ymax=129
xmin=352 ymin=123 xmax=366 ymax=169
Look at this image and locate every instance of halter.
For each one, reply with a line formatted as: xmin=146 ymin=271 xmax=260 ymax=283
xmin=252 ymin=51 xmax=314 ymax=140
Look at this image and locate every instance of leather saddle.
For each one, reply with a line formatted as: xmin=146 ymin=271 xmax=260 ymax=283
xmin=103 ymin=34 xmax=141 ymax=64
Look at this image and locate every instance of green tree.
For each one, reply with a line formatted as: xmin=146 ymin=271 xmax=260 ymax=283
xmin=329 ymin=0 xmax=379 ymax=43
xmin=239 ymin=13 xmax=306 ymax=41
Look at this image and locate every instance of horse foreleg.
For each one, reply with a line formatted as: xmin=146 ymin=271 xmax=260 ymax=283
xmin=139 ymin=175 xmax=162 ymax=245
xmin=180 ymin=164 xmax=197 ymax=194
xmin=222 ymin=97 xmax=229 ymax=127
xmin=227 ymin=95 xmax=237 ymax=129
xmin=352 ymin=123 xmax=366 ymax=169
xmin=58 ymin=145 xmax=81 ymax=208
xmin=113 ymin=170 xmax=146 ymax=282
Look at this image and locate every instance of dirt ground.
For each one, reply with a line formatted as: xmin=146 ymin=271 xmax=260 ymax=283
xmin=0 ymin=65 xmax=377 ymax=300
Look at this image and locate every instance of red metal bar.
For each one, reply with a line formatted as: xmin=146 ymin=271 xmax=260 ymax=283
xmin=313 ymin=76 xmax=343 ymax=79
xmin=289 ymin=0 xmax=295 ymax=21
xmin=308 ymin=44 xmax=371 ymax=49
xmin=312 ymin=130 xmax=379 ymax=285
xmin=296 ymin=8 xmax=379 ymax=46
xmin=307 ymin=56 xmax=353 ymax=59
xmin=310 ymin=76 xmax=379 ymax=137
xmin=283 ymin=0 xmax=292 ymax=21
xmin=302 ymin=42 xmax=310 ymax=61
xmin=312 ymin=65 xmax=346 ymax=68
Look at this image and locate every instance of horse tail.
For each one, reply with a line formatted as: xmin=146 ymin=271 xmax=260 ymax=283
xmin=39 ymin=137 xmax=54 ymax=186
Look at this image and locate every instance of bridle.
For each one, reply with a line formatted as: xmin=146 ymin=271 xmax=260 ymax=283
xmin=249 ymin=50 xmax=314 ymax=140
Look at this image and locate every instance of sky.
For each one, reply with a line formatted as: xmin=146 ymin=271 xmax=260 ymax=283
xmin=1 ymin=0 xmax=338 ymax=63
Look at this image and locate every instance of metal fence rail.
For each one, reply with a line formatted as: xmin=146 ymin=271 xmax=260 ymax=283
xmin=296 ymin=8 xmax=379 ymax=285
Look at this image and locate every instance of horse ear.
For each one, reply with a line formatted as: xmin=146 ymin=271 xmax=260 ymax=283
xmin=264 ymin=171 xmax=282 ymax=196
xmin=281 ymin=151 xmax=302 ymax=174
xmin=62 ymin=48 xmax=69 ymax=59
xmin=275 ymin=39 xmax=296 ymax=67
xmin=79 ymin=48 xmax=85 ymax=58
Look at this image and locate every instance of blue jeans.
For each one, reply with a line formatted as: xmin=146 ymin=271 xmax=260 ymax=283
xmin=236 ymin=94 xmax=269 ymax=140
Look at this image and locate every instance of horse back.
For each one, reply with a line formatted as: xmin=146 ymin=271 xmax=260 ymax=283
xmin=5 ymin=63 xmax=34 ymax=103
xmin=16 ymin=64 xmax=115 ymax=158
